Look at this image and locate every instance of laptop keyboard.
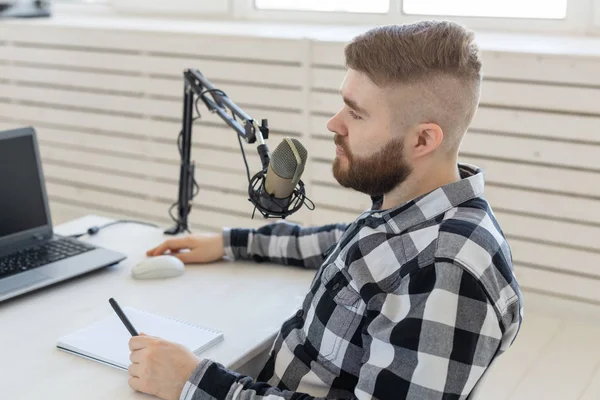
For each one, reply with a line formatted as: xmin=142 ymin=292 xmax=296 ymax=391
xmin=0 ymin=239 xmax=95 ymax=279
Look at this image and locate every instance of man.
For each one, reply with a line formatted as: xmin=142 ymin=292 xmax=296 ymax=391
xmin=128 ymin=20 xmax=523 ymax=400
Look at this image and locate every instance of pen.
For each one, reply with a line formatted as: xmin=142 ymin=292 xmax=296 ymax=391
xmin=109 ymin=297 xmax=139 ymax=336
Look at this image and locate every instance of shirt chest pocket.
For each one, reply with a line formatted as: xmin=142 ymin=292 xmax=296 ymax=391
xmin=313 ymin=262 xmax=364 ymax=365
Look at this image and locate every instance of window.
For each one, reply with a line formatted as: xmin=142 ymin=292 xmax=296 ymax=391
xmin=255 ymin=0 xmax=389 ymax=13
xmin=402 ymin=0 xmax=568 ymax=19
xmin=57 ymin=0 xmax=600 ymax=35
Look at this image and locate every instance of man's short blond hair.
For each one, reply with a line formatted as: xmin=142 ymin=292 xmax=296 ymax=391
xmin=344 ymin=21 xmax=482 ymax=153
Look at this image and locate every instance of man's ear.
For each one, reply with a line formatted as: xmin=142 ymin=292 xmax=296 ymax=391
xmin=411 ymin=123 xmax=444 ymax=158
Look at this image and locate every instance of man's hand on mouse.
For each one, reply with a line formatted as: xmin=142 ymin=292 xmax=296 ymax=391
xmin=146 ymin=234 xmax=225 ymax=264
xmin=128 ymin=333 xmax=201 ymax=400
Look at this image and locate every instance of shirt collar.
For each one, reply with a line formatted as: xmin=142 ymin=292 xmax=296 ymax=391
xmin=367 ymin=163 xmax=485 ymax=233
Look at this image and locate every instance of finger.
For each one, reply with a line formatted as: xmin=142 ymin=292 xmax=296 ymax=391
xmin=146 ymin=243 xmax=168 ymax=256
xmin=150 ymin=238 xmax=192 ymax=256
xmin=129 ymin=348 xmax=146 ymax=364
xmin=129 ymin=335 xmax=155 ymax=351
xmin=146 ymin=241 xmax=169 ymax=256
xmin=148 ymin=241 xmax=173 ymax=257
xmin=128 ymin=362 xmax=143 ymax=378
xmin=128 ymin=376 xmax=143 ymax=392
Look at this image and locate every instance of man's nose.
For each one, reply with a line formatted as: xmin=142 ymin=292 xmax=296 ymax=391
xmin=327 ymin=112 xmax=346 ymax=136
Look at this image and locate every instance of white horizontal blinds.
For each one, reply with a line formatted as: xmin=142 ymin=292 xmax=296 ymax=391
xmin=0 ymin=24 xmax=308 ymax=232
xmin=309 ymin=42 xmax=600 ymax=304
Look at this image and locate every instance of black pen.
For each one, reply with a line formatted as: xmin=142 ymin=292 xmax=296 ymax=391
xmin=109 ymin=297 xmax=139 ymax=336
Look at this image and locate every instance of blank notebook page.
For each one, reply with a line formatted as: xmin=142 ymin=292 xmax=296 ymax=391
xmin=57 ymin=307 xmax=223 ymax=370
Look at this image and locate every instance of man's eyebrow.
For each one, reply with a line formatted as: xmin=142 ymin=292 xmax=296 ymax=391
xmin=342 ymin=93 xmax=369 ymax=117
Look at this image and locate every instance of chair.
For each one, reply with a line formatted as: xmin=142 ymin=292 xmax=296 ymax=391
xmin=467 ymin=361 xmax=494 ymax=400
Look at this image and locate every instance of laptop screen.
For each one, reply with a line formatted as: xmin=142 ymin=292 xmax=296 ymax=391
xmin=0 ymin=135 xmax=48 ymax=238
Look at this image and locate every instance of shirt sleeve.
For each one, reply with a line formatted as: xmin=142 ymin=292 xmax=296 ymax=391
xmin=222 ymin=221 xmax=349 ymax=269
xmin=179 ymin=261 xmax=503 ymax=400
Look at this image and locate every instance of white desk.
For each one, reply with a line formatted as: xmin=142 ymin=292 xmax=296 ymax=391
xmin=0 ymin=215 xmax=315 ymax=399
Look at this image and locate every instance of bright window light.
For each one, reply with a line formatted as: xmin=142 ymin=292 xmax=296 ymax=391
xmin=403 ymin=0 xmax=567 ymax=19
xmin=255 ymin=0 xmax=390 ymax=13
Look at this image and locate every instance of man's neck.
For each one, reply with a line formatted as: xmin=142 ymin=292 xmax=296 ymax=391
xmin=380 ymin=161 xmax=461 ymax=211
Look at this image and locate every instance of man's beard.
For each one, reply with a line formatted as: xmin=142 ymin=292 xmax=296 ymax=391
xmin=332 ymin=134 xmax=412 ymax=197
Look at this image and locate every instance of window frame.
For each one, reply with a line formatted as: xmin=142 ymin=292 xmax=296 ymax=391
xmin=54 ymin=0 xmax=600 ymax=35
xmin=113 ymin=0 xmax=230 ymax=15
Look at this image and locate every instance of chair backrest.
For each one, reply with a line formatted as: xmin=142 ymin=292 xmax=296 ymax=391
xmin=466 ymin=361 xmax=494 ymax=400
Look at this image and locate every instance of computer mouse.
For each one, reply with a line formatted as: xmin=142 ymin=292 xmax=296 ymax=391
xmin=131 ymin=255 xmax=185 ymax=280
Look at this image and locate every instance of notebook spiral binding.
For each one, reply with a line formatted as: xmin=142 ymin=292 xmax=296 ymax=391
xmin=132 ymin=308 xmax=223 ymax=337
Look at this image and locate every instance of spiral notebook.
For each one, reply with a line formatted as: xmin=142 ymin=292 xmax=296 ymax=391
xmin=57 ymin=307 xmax=224 ymax=371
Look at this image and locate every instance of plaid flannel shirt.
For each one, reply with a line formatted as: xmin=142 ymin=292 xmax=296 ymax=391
xmin=180 ymin=163 xmax=523 ymax=400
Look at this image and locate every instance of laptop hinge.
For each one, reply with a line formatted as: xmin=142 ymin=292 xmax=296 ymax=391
xmin=32 ymin=233 xmax=51 ymax=242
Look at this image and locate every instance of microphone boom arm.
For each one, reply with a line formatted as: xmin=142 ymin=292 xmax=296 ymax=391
xmin=165 ymin=69 xmax=271 ymax=235
xmin=185 ymin=69 xmax=266 ymax=145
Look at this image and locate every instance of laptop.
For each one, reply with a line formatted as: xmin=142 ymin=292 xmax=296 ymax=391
xmin=0 ymin=127 xmax=127 ymax=303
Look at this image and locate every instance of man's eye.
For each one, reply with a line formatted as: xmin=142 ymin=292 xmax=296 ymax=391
xmin=348 ymin=110 xmax=362 ymax=120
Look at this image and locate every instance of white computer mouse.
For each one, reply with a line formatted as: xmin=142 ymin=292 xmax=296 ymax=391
xmin=131 ymin=255 xmax=185 ymax=280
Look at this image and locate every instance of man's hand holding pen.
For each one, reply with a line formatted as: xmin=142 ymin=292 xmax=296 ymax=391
xmin=128 ymin=334 xmax=201 ymax=400
xmin=109 ymin=298 xmax=201 ymax=400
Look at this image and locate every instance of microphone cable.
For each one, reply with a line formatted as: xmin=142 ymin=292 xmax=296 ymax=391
xmin=66 ymin=220 xmax=161 ymax=239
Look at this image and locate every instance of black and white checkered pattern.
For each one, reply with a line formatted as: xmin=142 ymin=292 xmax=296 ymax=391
xmin=180 ymin=163 xmax=523 ymax=400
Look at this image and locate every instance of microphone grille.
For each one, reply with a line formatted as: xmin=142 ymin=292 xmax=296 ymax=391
xmin=271 ymin=138 xmax=308 ymax=179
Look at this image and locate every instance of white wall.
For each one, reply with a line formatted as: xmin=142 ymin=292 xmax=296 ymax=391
xmin=0 ymin=16 xmax=599 ymax=310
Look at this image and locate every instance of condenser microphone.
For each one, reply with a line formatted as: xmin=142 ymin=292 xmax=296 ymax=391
xmin=266 ymin=138 xmax=307 ymax=198
xmin=248 ymin=137 xmax=311 ymax=218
